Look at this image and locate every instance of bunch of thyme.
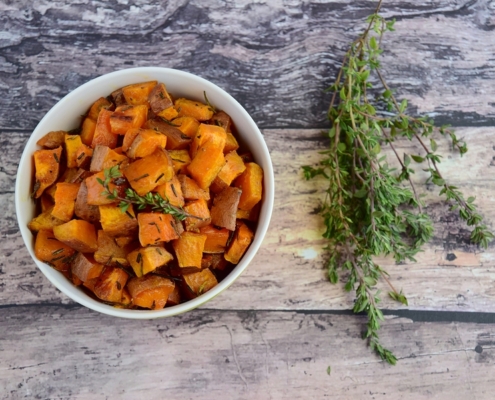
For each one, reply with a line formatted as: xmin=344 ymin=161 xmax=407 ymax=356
xmin=97 ymin=165 xmax=191 ymax=221
xmin=303 ymin=0 xmax=493 ymax=364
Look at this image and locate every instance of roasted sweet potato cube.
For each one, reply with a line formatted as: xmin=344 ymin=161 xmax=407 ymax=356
xmin=90 ymin=145 xmax=128 ymax=172
xmin=189 ymin=123 xmax=226 ymax=159
xmin=128 ymin=246 xmax=173 ymax=277
xmin=66 ymin=168 xmax=92 ymax=184
xmin=75 ymin=144 xmax=93 ymax=169
xmin=199 ymin=225 xmax=230 ymax=253
xmin=71 ymin=253 xmax=104 ymax=283
xmin=210 ymin=111 xmax=232 ymax=133
xmin=175 ymin=98 xmax=214 ymax=121
xmin=122 ymin=81 xmax=157 ymax=106
xmin=92 ymin=109 xmax=118 ymax=149
xmin=137 ymin=212 xmax=179 ymax=246
xmin=33 ymin=146 xmax=62 ymax=198
xmin=154 ymin=175 xmax=185 ymax=208
xmin=94 ymin=230 xmax=132 ymax=266
xmin=53 ymin=219 xmax=98 ymax=253
xmin=173 ymin=116 xmax=200 ymax=138
xmin=80 ymin=117 xmax=97 ymax=146
xmin=184 ymin=199 xmax=211 ymax=232
xmin=28 ymin=209 xmax=65 ymax=232
xmin=178 ymin=174 xmax=210 ymax=201
xmin=88 ymin=97 xmax=114 ymax=121
xmin=210 ymin=186 xmax=242 ymax=231
xmin=167 ymin=285 xmax=181 ymax=306
xmin=109 ymin=105 xmax=148 ymax=135
xmin=235 ymin=162 xmax=263 ymax=211
xmin=224 ymin=221 xmax=254 ymax=264
xmin=224 ymin=132 xmax=240 ymax=154
xmin=143 ymin=118 xmax=191 ymax=150
xmin=64 ymin=134 xmax=83 ymax=168
xmin=93 ymin=266 xmax=129 ymax=303
xmin=115 ymin=236 xmax=135 ymax=248
xmin=111 ymin=88 xmax=127 ymax=107
xmin=122 ymin=128 xmax=141 ymax=152
xmin=85 ymin=171 xmax=127 ymax=206
xmin=210 ymin=151 xmax=246 ymax=194
xmin=157 ymin=107 xmax=179 ymax=121
xmin=51 ymin=182 xmax=81 ymax=222
xmin=122 ymin=148 xmax=174 ymax=196
xmin=183 ymin=268 xmax=218 ymax=296
xmin=99 ymin=203 xmax=138 ymax=237
xmin=127 ymin=275 xmax=175 ymax=310
xmin=236 ymin=202 xmax=261 ymax=222
xmin=40 ymin=194 xmax=54 ymax=213
xmin=126 ymin=129 xmax=167 ymax=159
xmin=172 ymin=232 xmax=207 ymax=268
xmin=34 ymin=229 xmax=76 ymax=271
xmin=74 ymin=181 xmax=101 ymax=224
xmin=169 ymin=150 xmax=191 ymax=174
xmin=148 ymin=82 xmax=173 ymax=114
xmin=36 ymin=131 xmax=66 ymax=149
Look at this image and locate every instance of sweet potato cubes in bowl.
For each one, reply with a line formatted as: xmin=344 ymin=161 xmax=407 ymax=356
xmin=15 ymin=68 xmax=274 ymax=319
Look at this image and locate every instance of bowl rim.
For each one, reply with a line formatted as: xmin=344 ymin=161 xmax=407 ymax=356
xmin=15 ymin=67 xmax=275 ymax=319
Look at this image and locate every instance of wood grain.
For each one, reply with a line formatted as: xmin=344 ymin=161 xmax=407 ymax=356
xmin=0 ymin=0 xmax=494 ymax=131
xmin=0 ymin=305 xmax=494 ymax=400
xmin=3 ymin=127 xmax=495 ymax=312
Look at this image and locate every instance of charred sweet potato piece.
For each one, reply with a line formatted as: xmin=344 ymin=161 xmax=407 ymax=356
xmin=224 ymin=221 xmax=254 ymax=264
xmin=137 ymin=212 xmax=179 ymax=246
xmin=154 ymin=175 xmax=184 ymax=208
xmin=53 ymin=219 xmax=98 ymax=253
xmin=234 ymin=162 xmax=263 ymax=211
xmin=127 ymin=274 xmax=175 ymax=310
xmin=94 ymin=230 xmax=132 ymax=266
xmin=66 ymin=168 xmax=92 ymax=184
xmin=122 ymin=148 xmax=174 ymax=196
xmin=143 ymin=117 xmax=191 ymax=150
xmin=34 ymin=229 xmax=76 ymax=271
xmin=28 ymin=209 xmax=65 ymax=232
xmin=184 ymin=198 xmax=211 ymax=232
xmin=199 ymin=225 xmax=230 ymax=253
xmin=210 ymin=186 xmax=242 ymax=231
xmin=93 ymin=266 xmax=129 ymax=303
xmin=33 ymin=146 xmax=62 ymax=198
xmin=75 ymin=144 xmax=93 ymax=169
xmin=90 ymin=145 xmax=128 ymax=172
xmin=51 ymin=182 xmax=81 ymax=222
xmin=210 ymin=151 xmax=246 ymax=194
xmin=148 ymin=82 xmax=173 ymax=114
xmin=99 ymin=203 xmax=138 ymax=237
xmin=183 ymin=268 xmax=218 ymax=297
xmin=80 ymin=118 xmax=97 ymax=146
xmin=224 ymin=132 xmax=240 ymax=154
xmin=36 ymin=131 xmax=66 ymax=149
xmin=111 ymin=88 xmax=127 ymax=107
xmin=209 ymin=253 xmax=229 ymax=271
xmin=88 ymin=97 xmax=114 ymax=121
xmin=74 ymin=181 xmax=101 ymax=224
xmin=71 ymin=253 xmax=104 ymax=283
xmin=187 ymin=124 xmax=227 ymax=189
xmin=122 ymin=81 xmax=157 ymax=106
xmin=178 ymin=174 xmax=210 ymax=201
xmin=167 ymin=285 xmax=181 ymax=306
xmin=126 ymin=129 xmax=167 ymax=159
xmin=92 ymin=109 xmax=118 ymax=149
xmin=64 ymin=134 xmax=83 ymax=168
xmin=85 ymin=171 xmax=127 ymax=206
xmin=109 ymin=105 xmax=148 ymax=135
xmin=173 ymin=116 xmax=200 ymax=138
xmin=128 ymin=246 xmax=173 ymax=277
xmin=172 ymin=232 xmax=207 ymax=268
xmin=210 ymin=111 xmax=232 ymax=133
xmin=175 ymin=98 xmax=214 ymax=121
xmin=169 ymin=150 xmax=191 ymax=174
xmin=122 ymin=128 xmax=141 ymax=152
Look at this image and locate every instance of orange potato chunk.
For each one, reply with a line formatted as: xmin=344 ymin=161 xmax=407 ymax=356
xmin=210 ymin=151 xmax=246 ymax=194
xmin=199 ymin=225 xmax=230 ymax=253
xmin=99 ymin=203 xmax=138 ymax=237
xmin=94 ymin=230 xmax=132 ymax=266
xmin=92 ymin=109 xmax=118 ymax=149
xmin=74 ymin=181 xmax=101 ymax=224
xmin=154 ymin=175 xmax=184 ymax=208
xmin=87 ymin=97 xmax=114 ymax=121
xmin=89 ymin=145 xmax=128 ymax=172
xmin=148 ymin=83 xmax=173 ymax=114
xmin=126 ymin=129 xmax=167 ymax=159
xmin=143 ymin=118 xmax=191 ymax=150
xmin=75 ymin=144 xmax=93 ymax=169
xmin=85 ymin=171 xmax=127 ymax=206
xmin=34 ymin=229 xmax=76 ymax=271
xmin=137 ymin=212 xmax=180 ymax=246
xmin=64 ymin=134 xmax=83 ymax=168
xmin=127 ymin=275 xmax=175 ymax=310
xmin=172 ymin=232 xmax=207 ymax=268
xmin=234 ymin=162 xmax=263 ymax=211
xmin=175 ymin=98 xmax=214 ymax=121
xmin=183 ymin=268 xmax=218 ymax=297
xmin=157 ymin=107 xmax=179 ymax=121
xmin=224 ymin=221 xmax=254 ymax=264
xmin=109 ymin=105 xmax=148 ymax=135
xmin=71 ymin=253 xmax=104 ymax=283
xmin=122 ymin=81 xmax=157 ymax=106
xmin=36 ymin=131 xmax=66 ymax=149
xmin=28 ymin=209 xmax=64 ymax=232
xmin=93 ymin=266 xmax=129 ymax=303
xmin=33 ymin=146 xmax=62 ymax=198
xmin=51 ymin=182 xmax=81 ymax=222
xmin=184 ymin=198 xmax=211 ymax=232
xmin=178 ymin=174 xmax=210 ymax=201
xmin=127 ymin=246 xmax=173 ymax=277
xmin=173 ymin=116 xmax=200 ymax=138
xmin=80 ymin=117 xmax=97 ymax=146
xmin=168 ymin=150 xmax=191 ymax=174
xmin=53 ymin=219 xmax=98 ymax=253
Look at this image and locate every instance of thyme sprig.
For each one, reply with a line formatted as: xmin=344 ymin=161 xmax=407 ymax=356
xmin=303 ymin=0 xmax=493 ymax=364
xmin=97 ymin=165 xmax=192 ymax=221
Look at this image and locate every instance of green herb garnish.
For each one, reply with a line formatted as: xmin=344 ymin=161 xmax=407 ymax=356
xmin=303 ymin=0 xmax=493 ymax=364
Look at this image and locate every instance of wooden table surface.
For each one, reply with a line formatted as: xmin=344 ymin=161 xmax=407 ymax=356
xmin=2 ymin=1 xmax=495 ymax=398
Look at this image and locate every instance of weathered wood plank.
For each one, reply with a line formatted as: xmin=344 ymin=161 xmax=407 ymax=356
xmin=3 ymin=127 xmax=495 ymax=312
xmin=1 ymin=0 xmax=494 ymax=131
xmin=0 ymin=306 xmax=494 ymax=399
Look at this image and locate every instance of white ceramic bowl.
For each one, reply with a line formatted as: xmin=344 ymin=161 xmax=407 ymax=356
xmin=15 ymin=67 xmax=274 ymax=319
